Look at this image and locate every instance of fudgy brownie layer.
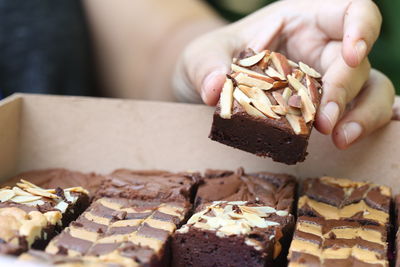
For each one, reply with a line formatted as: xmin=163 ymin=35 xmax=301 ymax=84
xmin=173 ymin=227 xmax=275 ymax=267
xmin=210 ymin=102 xmax=310 ymax=164
xmin=173 ymin=201 xmax=294 ymax=267
xmin=96 ymin=169 xmax=201 ymax=203
xmin=196 ymin=168 xmax=296 ymax=212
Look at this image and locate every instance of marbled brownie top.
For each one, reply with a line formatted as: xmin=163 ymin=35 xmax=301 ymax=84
xmin=288 ymin=216 xmax=388 ymax=267
xmin=298 ymin=176 xmax=391 ymax=226
xmin=196 ymin=168 xmax=295 ymax=211
xmin=96 ymin=169 xmax=200 ymax=203
xmin=46 ymin=197 xmax=188 ymax=266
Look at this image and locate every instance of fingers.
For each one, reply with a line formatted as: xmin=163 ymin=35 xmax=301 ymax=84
xmin=175 ymin=30 xmax=234 ymax=105
xmin=316 ymin=0 xmax=382 ymax=67
xmin=314 ymin=52 xmax=371 ymax=135
xmin=341 ymin=0 xmax=382 ymax=67
xmin=332 ymin=69 xmax=395 ymax=149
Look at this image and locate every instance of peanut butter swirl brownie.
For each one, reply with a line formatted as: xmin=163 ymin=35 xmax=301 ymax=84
xmin=288 ymin=176 xmax=391 ymax=267
xmin=172 ymin=201 xmax=294 ymax=267
xmin=288 ymin=216 xmax=389 ymax=267
xmin=36 ymin=170 xmax=200 ymax=266
xmin=0 ymin=180 xmax=89 ymax=255
xmin=45 ymin=197 xmax=189 ymax=266
xmin=209 ymin=49 xmax=323 ymax=164
xmin=298 ymin=176 xmax=391 ymax=227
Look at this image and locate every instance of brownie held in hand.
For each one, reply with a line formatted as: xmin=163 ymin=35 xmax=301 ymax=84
xmin=172 ymin=201 xmax=294 ymax=267
xmin=0 ymin=180 xmax=89 ymax=255
xmin=209 ymin=49 xmax=322 ymax=164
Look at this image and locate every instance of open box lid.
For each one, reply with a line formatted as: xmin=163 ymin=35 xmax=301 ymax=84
xmin=0 ymin=93 xmax=399 ymax=190
xmin=0 ymin=93 xmax=398 ymax=266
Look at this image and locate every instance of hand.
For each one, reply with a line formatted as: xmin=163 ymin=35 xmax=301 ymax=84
xmin=174 ymin=0 xmax=395 ymax=149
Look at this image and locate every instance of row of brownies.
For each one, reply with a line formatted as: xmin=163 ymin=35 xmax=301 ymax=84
xmin=0 ymin=168 xmax=396 ymax=267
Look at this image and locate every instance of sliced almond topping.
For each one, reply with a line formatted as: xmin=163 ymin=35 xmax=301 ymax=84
xmin=286 ymin=114 xmax=309 ymax=135
xmin=293 ymin=69 xmax=304 ymax=81
xmin=231 ymin=64 xmax=275 ymax=83
xmin=282 ymin=88 xmax=293 ymax=101
xmin=298 ymin=89 xmax=316 ymax=123
xmin=287 ymin=107 xmax=302 ymax=116
xmin=271 ymin=105 xmax=287 ymax=115
xmin=12 ymin=195 xmax=43 ymax=203
xmin=272 ymin=80 xmax=288 ymax=89
xmin=238 ymin=85 xmax=280 ymax=119
xmin=299 ymin=62 xmax=321 ymax=78
xmin=287 ymin=74 xmax=308 ymax=92
xmin=65 ymin=187 xmax=89 ymax=195
xmin=25 ymin=187 xmax=59 ymax=199
xmin=271 ymin=52 xmax=292 ymax=77
xmin=288 ymin=95 xmax=302 ymax=108
xmin=233 ymin=87 xmax=251 ymax=103
xmin=288 ymin=60 xmax=299 ymax=68
xmin=236 ymin=73 xmax=273 ymax=90
xmin=305 ymin=74 xmax=320 ymax=105
xmin=238 ymin=50 xmax=266 ymax=67
xmin=0 ymin=189 xmax=15 ymax=202
xmin=257 ymin=54 xmax=271 ymax=70
xmin=265 ymin=67 xmax=285 ymax=80
xmin=13 ymin=187 xmax=33 ymax=196
xmin=219 ymin=78 xmax=234 ymax=119
xmin=233 ymin=88 xmax=265 ymax=118
xmin=272 ymin=92 xmax=289 ymax=110
xmin=247 ymin=73 xmax=275 ymax=84
xmin=20 ymin=179 xmax=41 ymax=189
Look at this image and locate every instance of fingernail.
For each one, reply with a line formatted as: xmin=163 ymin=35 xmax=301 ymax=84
xmin=201 ymin=71 xmax=224 ymax=103
xmin=355 ymin=40 xmax=367 ymax=64
xmin=321 ymin=102 xmax=340 ymax=132
xmin=343 ymin=122 xmax=363 ymax=145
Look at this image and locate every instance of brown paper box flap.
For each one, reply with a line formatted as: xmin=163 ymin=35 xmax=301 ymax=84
xmin=0 ymin=93 xmax=399 ymax=191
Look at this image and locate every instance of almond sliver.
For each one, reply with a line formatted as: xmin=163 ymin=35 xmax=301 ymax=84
xmin=219 ymin=78 xmax=234 ymax=119
xmin=236 ymin=73 xmax=273 ymax=90
xmin=238 ymin=50 xmax=266 ymax=67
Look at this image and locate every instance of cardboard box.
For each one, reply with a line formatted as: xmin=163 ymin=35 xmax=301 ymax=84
xmin=0 ymin=93 xmax=399 ymax=265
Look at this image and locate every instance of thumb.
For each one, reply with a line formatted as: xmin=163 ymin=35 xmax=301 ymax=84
xmin=176 ymin=31 xmax=233 ymax=106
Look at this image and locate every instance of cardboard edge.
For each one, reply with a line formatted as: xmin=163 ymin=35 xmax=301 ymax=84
xmin=0 ymin=94 xmax=22 ymax=182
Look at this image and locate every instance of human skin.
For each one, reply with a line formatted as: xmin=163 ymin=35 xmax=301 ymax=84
xmin=83 ymin=0 xmax=395 ymax=150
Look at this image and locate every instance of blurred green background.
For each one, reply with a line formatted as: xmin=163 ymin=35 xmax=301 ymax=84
xmin=206 ymin=0 xmax=399 ymax=94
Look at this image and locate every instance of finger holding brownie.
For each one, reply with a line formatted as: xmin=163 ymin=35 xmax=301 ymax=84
xmin=174 ymin=0 xmax=395 ymax=150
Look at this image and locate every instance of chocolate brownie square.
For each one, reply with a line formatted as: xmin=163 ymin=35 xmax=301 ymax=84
xmin=298 ymin=176 xmax=391 ymax=228
xmin=196 ymin=168 xmax=296 ymax=212
xmin=45 ymin=197 xmax=190 ymax=266
xmin=96 ymin=169 xmax=201 ymax=203
xmin=288 ymin=216 xmax=389 ymax=267
xmin=209 ymin=49 xmax=322 ymax=164
xmin=288 ymin=176 xmax=392 ymax=267
xmin=172 ymin=201 xmax=294 ymax=267
xmin=0 ymin=180 xmax=89 ymax=255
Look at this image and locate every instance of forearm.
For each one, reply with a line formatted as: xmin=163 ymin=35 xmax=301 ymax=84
xmin=83 ymin=0 xmax=225 ymax=101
